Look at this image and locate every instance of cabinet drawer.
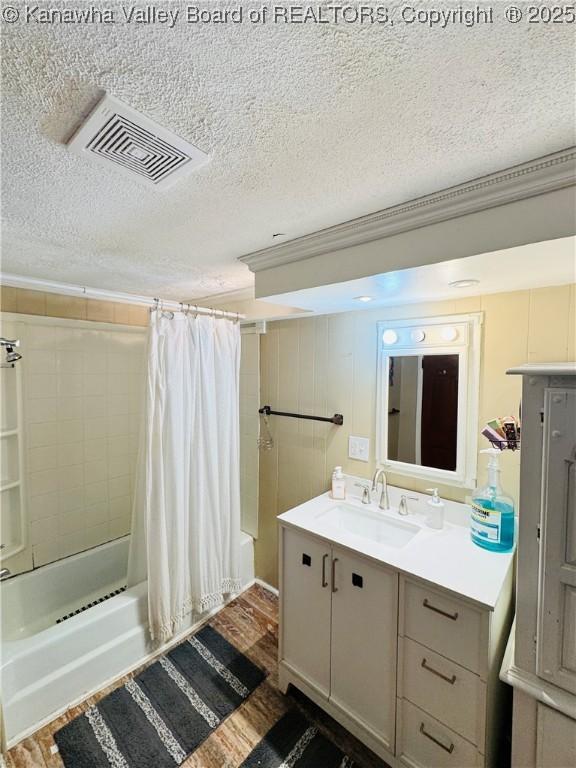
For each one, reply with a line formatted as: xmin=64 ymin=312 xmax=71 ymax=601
xmin=398 ymin=699 xmax=481 ymax=768
xmin=402 ymin=580 xmax=485 ymax=674
xmin=401 ymin=637 xmax=485 ymax=746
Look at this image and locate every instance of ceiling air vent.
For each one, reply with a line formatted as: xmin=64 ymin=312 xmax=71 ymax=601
xmin=67 ymin=94 xmax=209 ymax=189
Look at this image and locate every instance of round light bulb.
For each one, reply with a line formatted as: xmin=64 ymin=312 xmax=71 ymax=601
xmin=382 ymin=329 xmax=398 ymax=345
xmin=441 ymin=326 xmax=458 ymax=341
xmin=411 ymin=329 xmax=425 ymax=343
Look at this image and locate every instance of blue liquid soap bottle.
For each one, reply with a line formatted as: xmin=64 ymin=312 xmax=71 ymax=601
xmin=470 ymin=448 xmax=515 ymax=552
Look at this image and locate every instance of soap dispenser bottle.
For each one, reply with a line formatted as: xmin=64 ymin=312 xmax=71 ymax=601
xmin=470 ymin=448 xmax=515 ymax=552
xmin=425 ymin=488 xmax=444 ymax=529
xmin=331 ymin=466 xmax=346 ymax=500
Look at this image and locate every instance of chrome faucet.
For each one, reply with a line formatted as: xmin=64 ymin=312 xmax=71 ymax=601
xmin=0 ymin=568 xmax=11 ymax=580
xmin=371 ymin=468 xmax=390 ymax=510
xmin=398 ymin=494 xmax=419 ymax=516
xmin=354 ymin=483 xmax=372 ymax=504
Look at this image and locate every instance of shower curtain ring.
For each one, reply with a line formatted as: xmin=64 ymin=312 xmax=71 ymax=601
xmin=153 ymin=298 xmax=159 ymax=313
xmin=194 ymin=305 xmax=199 ymax=318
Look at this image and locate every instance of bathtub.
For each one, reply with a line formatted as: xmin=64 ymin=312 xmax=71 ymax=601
xmin=1 ymin=532 xmax=255 ymax=746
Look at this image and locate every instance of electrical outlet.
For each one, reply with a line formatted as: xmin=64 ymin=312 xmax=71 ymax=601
xmin=348 ymin=436 xmax=370 ymax=462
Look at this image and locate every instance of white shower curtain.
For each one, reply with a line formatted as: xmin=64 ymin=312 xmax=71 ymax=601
xmin=128 ymin=310 xmax=242 ymax=642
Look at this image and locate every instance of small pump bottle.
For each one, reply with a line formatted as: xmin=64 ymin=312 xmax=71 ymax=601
xmin=425 ymin=488 xmax=444 ymax=529
xmin=331 ymin=466 xmax=346 ymax=500
xmin=470 ymin=449 xmax=515 ymax=552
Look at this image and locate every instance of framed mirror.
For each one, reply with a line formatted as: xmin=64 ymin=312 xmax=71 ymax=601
xmin=376 ymin=314 xmax=482 ymax=487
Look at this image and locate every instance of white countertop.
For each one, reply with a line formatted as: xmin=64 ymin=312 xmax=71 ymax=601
xmin=278 ymin=481 xmax=514 ymax=610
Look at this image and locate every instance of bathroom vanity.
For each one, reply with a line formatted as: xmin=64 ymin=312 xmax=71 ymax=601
xmin=278 ymin=482 xmax=514 ymax=768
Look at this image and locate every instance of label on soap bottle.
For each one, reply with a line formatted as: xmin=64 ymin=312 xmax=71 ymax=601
xmin=470 ymin=502 xmax=501 ymax=543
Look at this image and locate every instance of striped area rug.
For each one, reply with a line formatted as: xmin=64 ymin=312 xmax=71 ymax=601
xmin=54 ymin=625 xmax=266 ymax=768
xmin=241 ymin=710 xmax=355 ymax=767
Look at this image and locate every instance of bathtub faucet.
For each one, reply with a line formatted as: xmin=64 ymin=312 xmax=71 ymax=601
xmin=0 ymin=568 xmax=11 ymax=580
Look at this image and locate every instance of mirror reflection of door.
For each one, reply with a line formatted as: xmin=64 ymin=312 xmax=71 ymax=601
xmin=420 ymin=355 xmax=458 ymax=471
xmin=387 ymin=354 xmax=459 ymax=471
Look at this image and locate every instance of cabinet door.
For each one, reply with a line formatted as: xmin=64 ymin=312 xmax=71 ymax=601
xmin=280 ymin=526 xmax=332 ymax=697
xmin=330 ymin=545 xmax=398 ymax=748
xmin=536 ymin=704 xmax=576 ymax=768
xmin=537 ymin=389 xmax=576 ymax=695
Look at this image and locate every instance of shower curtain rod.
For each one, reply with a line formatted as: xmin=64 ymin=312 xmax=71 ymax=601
xmin=0 ymin=274 xmax=246 ymax=321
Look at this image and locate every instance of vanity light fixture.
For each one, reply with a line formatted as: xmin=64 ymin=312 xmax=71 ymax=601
xmin=382 ymin=329 xmax=398 ymax=345
xmin=355 ymin=296 xmax=373 ymax=303
xmin=441 ymin=326 xmax=459 ymax=342
xmin=411 ymin=329 xmax=426 ymax=343
xmin=449 ymin=279 xmax=480 ymax=289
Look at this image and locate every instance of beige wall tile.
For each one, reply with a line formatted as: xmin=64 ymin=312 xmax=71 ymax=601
xmin=527 ymin=285 xmax=572 ymax=362
xmin=128 ymin=304 xmax=150 ymax=326
xmin=86 ymin=299 xmax=115 ymax=323
xmin=1 ymin=286 xmax=151 ymax=326
xmin=113 ymin=302 xmax=132 ymax=324
xmin=45 ymin=294 xmax=87 ymax=320
xmin=11 ymin=314 xmax=147 ymax=570
xmin=0 ymin=286 xmax=18 ymax=312
xmin=16 ymin=289 xmax=46 ymax=315
xmin=256 ymin=285 xmax=576 ymax=586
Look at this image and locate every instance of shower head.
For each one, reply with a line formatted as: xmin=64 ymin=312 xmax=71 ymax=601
xmin=0 ymin=337 xmax=22 ymax=367
xmin=6 ymin=348 xmax=22 ymax=364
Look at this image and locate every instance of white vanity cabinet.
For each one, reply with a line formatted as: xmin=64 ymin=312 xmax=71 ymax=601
xmin=279 ymin=525 xmax=398 ymax=755
xmin=279 ymin=520 xmax=513 ymax=767
xmin=280 ymin=527 xmax=332 ymax=697
xmin=397 ymin=577 xmax=513 ymax=768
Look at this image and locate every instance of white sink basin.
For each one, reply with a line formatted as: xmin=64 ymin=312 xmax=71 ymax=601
xmin=316 ymin=504 xmax=420 ymax=548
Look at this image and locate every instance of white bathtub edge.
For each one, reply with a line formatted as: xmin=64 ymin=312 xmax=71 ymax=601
xmin=5 ymin=533 xmax=257 ymax=750
xmin=6 ymin=579 xmax=262 ymax=750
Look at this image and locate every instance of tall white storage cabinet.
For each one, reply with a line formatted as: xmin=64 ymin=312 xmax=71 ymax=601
xmin=504 ymin=364 xmax=576 ymax=767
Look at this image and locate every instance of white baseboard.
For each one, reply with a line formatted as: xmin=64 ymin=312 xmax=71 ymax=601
xmin=253 ymin=578 xmax=279 ymax=596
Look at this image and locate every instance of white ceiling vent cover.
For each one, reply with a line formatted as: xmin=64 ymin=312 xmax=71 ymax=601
xmin=67 ymin=94 xmax=209 ymax=189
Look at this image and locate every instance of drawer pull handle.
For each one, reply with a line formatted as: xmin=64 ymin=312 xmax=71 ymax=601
xmin=331 ymin=557 xmax=339 ymax=593
xmin=423 ymin=598 xmax=458 ymax=621
xmin=421 ymin=658 xmax=457 ymax=684
xmin=321 ymin=554 xmax=329 ymax=588
xmin=419 ymin=723 xmax=455 ymax=754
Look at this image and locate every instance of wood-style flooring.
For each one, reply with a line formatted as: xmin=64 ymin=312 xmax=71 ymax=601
xmin=5 ymin=584 xmax=387 ymax=768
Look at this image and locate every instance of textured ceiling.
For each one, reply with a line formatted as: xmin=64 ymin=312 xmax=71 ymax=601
xmin=1 ymin=1 xmax=574 ymax=299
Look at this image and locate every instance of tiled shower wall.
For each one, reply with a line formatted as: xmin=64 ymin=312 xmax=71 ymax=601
xmin=19 ymin=316 xmax=147 ymax=567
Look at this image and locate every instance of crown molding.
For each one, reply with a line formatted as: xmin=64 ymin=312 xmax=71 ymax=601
xmin=239 ymin=148 xmax=576 ymax=272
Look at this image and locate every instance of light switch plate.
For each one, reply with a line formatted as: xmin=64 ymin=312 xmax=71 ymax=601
xmin=348 ymin=435 xmax=370 ymax=462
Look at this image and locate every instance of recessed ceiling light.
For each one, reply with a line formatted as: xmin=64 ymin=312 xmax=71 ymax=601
xmin=355 ymin=296 xmax=373 ymax=302
xmin=449 ymin=279 xmax=480 ymax=289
